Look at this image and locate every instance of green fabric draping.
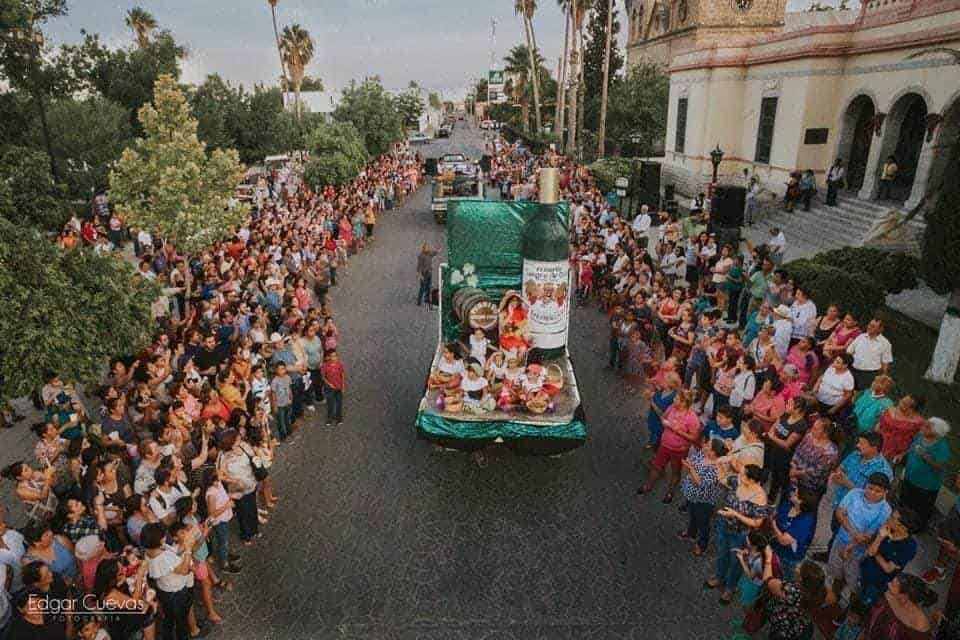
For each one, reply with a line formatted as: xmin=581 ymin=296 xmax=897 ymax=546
xmin=415 ymin=410 xmax=587 ymax=443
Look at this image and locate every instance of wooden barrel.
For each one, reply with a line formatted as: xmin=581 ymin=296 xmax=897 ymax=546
xmin=451 ymin=287 xmax=498 ymax=330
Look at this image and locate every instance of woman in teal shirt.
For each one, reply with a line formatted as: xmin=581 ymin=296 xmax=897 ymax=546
xmin=852 ymin=375 xmax=895 ymax=435
xmin=900 ymin=417 xmax=952 ymax=530
xmin=742 ymin=302 xmax=773 ymax=349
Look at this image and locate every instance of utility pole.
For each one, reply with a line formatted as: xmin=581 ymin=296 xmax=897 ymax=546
xmin=598 ymin=0 xmax=614 ymax=159
xmin=488 ymin=17 xmax=497 ymax=104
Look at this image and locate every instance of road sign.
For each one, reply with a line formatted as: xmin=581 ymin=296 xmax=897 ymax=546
xmin=615 ymin=177 xmax=629 ymax=189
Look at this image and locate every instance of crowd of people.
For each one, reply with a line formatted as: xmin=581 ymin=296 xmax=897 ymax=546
xmin=489 ymin=135 xmax=957 ymax=639
xmin=0 ymin=148 xmax=423 ymax=640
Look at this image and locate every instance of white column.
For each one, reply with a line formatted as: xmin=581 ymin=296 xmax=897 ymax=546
xmin=905 ymin=137 xmax=935 ymax=210
xmin=858 ymin=133 xmax=885 ymax=200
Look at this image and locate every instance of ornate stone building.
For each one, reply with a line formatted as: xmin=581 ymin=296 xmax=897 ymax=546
xmin=625 ymin=0 xmax=789 ymax=67
xmin=627 ymin=0 xmax=960 ymax=210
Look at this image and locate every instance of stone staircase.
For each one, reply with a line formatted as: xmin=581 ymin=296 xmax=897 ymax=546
xmin=741 ymin=193 xmax=945 ymax=328
xmin=743 ymin=193 xmax=924 ymax=262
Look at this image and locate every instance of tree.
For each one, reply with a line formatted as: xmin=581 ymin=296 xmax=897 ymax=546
xmin=921 ymin=165 xmax=960 ymax=383
xmin=597 ymin=0 xmax=616 ymax=158
xmin=474 ymin=78 xmax=489 ymax=104
xmin=428 ymin=92 xmax=442 ymax=111
xmin=556 ymin=0 xmax=572 ymax=141
xmin=280 ymin=24 xmax=315 ymax=120
xmin=582 ymin=0 xmax=623 ymax=134
xmin=604 ymin=63 xmax=668 ymax=157
xmin=299 ymin=75 xmax=324 ymax=92
xmin=565 ymin=0 xmax=589 ymax=156
xmin=267 ymin=0 xmax=289 ymax=104
xmin=125 ymin=7 xmax=157 ymax=48
xmin=333 ymin=78 xmax=404 ymax=157
xmin=66 ymin=30 xmax=186 ymax=130
xmin=189 ymin=74 xmax=245 ymax=153
xmin=504 ymin=44 xmax=545 ymax=133
xmin=302 ymin=121 xmax=369 ymax=188
xmin=109 ymin=75 xmax=248 ymax=315
xmin=515 ymin=0 xmax=543 ymax=133
xmin=395 ymin=90 xmax=425 ymax=129
xmin=39 ymin=96 xmax=135 ymax=200
xmin=0 ymin=0 xmax=70 ymax=180
xmin=0 ymin=146 xmax=65 ymax=230
xmin=0 ymin=218 xmax=158 ymax=400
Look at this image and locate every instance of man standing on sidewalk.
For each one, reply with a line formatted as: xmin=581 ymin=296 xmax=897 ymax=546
xmin=417 ymin=243 xmax=438 ymax=306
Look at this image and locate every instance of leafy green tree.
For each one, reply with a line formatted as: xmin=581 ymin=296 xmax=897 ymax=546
xmin=66 ymin=30 xmax=185 ymax=130
xmin=299 ymin=76 xmax=324 ymax=92
xmin=394 ymin=90 xmax=424 ymax=129
xmin=109 ymin=75 xmax=248 ymax=313
xmin=333 ymin=78 xmax=404 ymax=157
xmin=189 ymin=74 xmax=245 ymax=152
xmin=0 ymin=146 xmax=66 ymax=230
xmin=604 ymin=63 xmax=668 ymax=157
xmin=236 ymin=85 xmax=286 ymax=163
xmin=0 ymin=0 xmax=71 ymax=181
xmin=0 ymin=218 xmax=158 ymax=400
xmin=38 ymin=97 xmax=134 ymax=199
xmin=303 ymin=121 xmax=369 ymax=188
xmin=428 ymin=92 xmax=442 ymax=111
xmin=582 ymin=0 xmax=623 ymax=134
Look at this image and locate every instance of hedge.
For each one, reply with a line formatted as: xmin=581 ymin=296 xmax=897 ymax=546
xmin=783 ymin=258 xmax=887 ymax=321
xmin=589 ymin=157 xmax=636 ymax=193
xmin=811 ymin=247 xmax=918 ymax=295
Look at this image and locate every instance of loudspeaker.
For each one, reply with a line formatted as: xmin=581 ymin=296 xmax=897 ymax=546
xmin=638 ymin=161 xmax=661 ymax=208
xmin=712 ymin=185 xmax=747 ymax=228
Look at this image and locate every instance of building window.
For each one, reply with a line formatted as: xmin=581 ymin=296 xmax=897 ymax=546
xmin=675 ymin=97 xmax=688 ymax=153
xmin=754 ymin=97 xmax=778 ymax=164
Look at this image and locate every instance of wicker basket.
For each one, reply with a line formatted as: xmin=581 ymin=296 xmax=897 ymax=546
xmin=525 ymin=398 xmax=549 ymax=414
xmin=545 ymin=363 xmax=564 ymax=389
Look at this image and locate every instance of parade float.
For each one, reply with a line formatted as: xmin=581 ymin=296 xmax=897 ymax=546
xmin=415 ymin=169 xmax=587 ymax=455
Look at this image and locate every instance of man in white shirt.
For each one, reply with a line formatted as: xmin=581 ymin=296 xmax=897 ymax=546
xmin=632 ymin=205 xmax=652 ymax=248
xmin=846 ymin=318 xmax=894 ymax=390
xmin=826 ymin=159 xmax=845 ymax=206
xmin=772 ymin=304 xmax=793 ymax=359
xmin=789 ymin=287 xmax=817 ymax=341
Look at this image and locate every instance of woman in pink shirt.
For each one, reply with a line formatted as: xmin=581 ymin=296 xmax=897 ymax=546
xmin=637 ymin=391 xmax=702 ymax=504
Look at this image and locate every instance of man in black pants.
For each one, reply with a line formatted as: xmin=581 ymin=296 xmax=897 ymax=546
xmin=416 ymin=243 xmax=437 ymax=306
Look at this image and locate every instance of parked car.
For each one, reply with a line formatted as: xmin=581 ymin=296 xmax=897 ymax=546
xmin=408 ymin=132 xmax=432 ymax=145
xmin=480 ymin=120 xmax=494 ymax=130
xmin=438 ymin=124 xmax=452 ymax=138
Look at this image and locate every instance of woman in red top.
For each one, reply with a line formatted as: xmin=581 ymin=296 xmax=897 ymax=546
xmin=201 ymin=388 xmax=232 ymax=423
xmin=876 ymin=394 xmax=927 ymax=462
xmin=637 ymin=390 xmax=701 ymax=503
xmin=822 ymin=313 xmax=861 ymax=362
xmin=863 ymin=574 xmax=935 ymax=640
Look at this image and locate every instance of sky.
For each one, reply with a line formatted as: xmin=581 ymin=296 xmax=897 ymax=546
xmin=44 ymin=0 xmax=853 ymax=100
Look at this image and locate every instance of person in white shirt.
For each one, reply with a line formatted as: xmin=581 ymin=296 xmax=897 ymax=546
xmin=771 ymin=304 xmax=793 ymax=359
xmin=814 ymin=353 xmax=856 ymax=415
xmin=632 ymin=205 xmax=652 ymax=248
xmin=729 ymin=355 xmax=758 ymax=414
xmin=136 ymin=228 xmax=153 ymax=257
xmin=143 ymin=523 xmax=195 ymax=639
xmin=789 ymin=287 xmax=817 ymax=341
xmin=767 ymin=227 xmax=786 ymax=265
xmin=826 ymin=158 xmax=845 ymax=206
xmin=846 ymin=318 xmax=894 ymax=390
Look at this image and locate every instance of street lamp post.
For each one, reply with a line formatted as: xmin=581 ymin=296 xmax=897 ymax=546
xmin=710 ymin=144 xmax=724 ymax=185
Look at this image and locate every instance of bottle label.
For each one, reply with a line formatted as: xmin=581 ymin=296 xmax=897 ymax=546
xmin=522 ymin=259 xmax=570 ymax=350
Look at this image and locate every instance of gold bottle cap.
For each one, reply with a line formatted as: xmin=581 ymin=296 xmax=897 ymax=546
xmin=538 ymin=168 xmax=560 ymax=205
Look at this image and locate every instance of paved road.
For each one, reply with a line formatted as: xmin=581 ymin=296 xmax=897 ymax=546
xmin=212 ymin=120 xmax=736 ymax=640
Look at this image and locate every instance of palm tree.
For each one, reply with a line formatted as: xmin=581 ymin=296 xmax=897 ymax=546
xmin=504 ymin=44 xmax=545 ymax=133
xmin=125 ymin=7 xmax=157 ymax=49
xmin=280 ymin=24 xmax=315 ymax=121
xmin=514 ymin=0 xmax=543 ymax=133
xmin=598 ymin=0 xmax=615 ymax=158
xmin=566 ymin=0 xmax=588 ymax=156
xmin=556 ymin=0 xmax=572 ymax=143
xmin=267 ymin=0 xmax=289 ymax=107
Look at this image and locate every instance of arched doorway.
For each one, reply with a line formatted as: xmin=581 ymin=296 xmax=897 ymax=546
xmin=836 ymin=95 xmax=876 ymax=191
xmin=879 ymin=92 xmax=928 ymax=202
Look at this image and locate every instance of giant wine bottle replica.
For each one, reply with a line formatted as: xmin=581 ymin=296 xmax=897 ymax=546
xmin=521 ymin=168 xmax=570 ymax=361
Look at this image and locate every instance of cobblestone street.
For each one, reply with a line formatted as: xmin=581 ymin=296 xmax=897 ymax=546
xmin=193 ymin=128 xmax=733 ymax=640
